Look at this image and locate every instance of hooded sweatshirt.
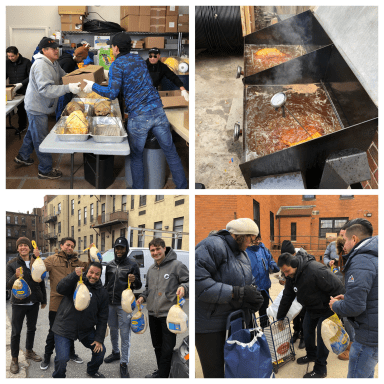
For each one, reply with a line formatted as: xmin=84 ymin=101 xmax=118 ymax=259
xmin=331 ymin=236 xmax=378 ymax=347
xmin=24 ymin=52 xmax=70 ymax=115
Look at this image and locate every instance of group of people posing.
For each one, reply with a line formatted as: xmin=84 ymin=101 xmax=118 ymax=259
xmin=7 ymin=32 xmax=188 ymax=188
xmin=6 ymin=236 xmax=189 ymax=378
xmin=195 ymin=217 xmax=377 ymax=378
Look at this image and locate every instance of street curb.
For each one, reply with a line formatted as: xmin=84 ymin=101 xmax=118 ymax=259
xmin=6 ymin=313 xmax=29 ymax=378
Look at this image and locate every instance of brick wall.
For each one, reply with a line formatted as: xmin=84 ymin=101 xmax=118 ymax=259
xmin=362 ymin=131 xmax=378 ymax=189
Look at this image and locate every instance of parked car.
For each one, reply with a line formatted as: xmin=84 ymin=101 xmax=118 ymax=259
xmin=100 ymin=247 xmax=189 ymax=294
xmin=169 ymin=336 xmax=189 ymax=378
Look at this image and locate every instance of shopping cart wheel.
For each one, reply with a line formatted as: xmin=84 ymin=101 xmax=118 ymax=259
xmin=273 ymin=366 xmax=278 ymax=374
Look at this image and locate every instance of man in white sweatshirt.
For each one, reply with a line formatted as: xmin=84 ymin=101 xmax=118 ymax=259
xmin=14 ymin=37 xmax=81 ymax=179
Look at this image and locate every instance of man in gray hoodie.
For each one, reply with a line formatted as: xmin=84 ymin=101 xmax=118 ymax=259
xmin=14 ymin=37 xmax=81 ymax=179
xmin=137 ymin=238 xmax=189 ymax=378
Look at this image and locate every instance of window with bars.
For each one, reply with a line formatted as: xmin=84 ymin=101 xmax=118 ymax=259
xmin=319 ymin=218 xmax=349 ymax=238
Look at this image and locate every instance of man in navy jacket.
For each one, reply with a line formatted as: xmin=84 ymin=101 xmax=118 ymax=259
xmin=330 ymin=220 xmax=378 ymax=378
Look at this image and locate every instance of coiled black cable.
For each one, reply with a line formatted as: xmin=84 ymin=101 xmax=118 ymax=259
xmin=195 ymin=6 xmax=243 ymax=52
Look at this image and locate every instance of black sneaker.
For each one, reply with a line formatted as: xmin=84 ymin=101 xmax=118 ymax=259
xmin=120 ymin=363 xmax=130 ymax=378
xmin=104 ymin=351 xmax=120 ymax=363
xmin=299 ymin=338 xmax=306 ymax=349
xmin=87 ymin=371 xmax=105 ymax=378
xmin=40 ymin=354 xmax=51 ymax=370
xmin=303 ymin=370 xmax=327 ymax=378
xmin=297 ymin=356 xmax=316 ymax=365
xmin=69 ymin=353 xmax=83 ymax=364
xmin=14 ymin=154 xmax=34 ymax=166
xmin=38 ymin=169 xmax=63 ymax=179
xmin=145 ymin=370 xmax=159 ymax=378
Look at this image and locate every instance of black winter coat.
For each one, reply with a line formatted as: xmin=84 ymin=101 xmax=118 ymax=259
xmin=104 ymin=256 xmax=142 ymax=305
xmin=146 ymin=59 xmax=184 ymax=88
xmin=58 ymin=52 xmax=78 ymax=73
xmin=6 ymin=54 xmax=32 ymax=95
xmin=277 ymin=250 xmax=345 ymax=319
xmin=52 ymin=271 xmax=109 ymax=344
xmin=6 ymin=254 xmax=47 ymax=305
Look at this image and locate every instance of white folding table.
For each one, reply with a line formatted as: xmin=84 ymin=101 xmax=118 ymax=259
xmin=6 ymin=95 xmax=25 ymax=138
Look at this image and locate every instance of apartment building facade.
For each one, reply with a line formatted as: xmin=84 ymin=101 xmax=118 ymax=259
xmin=43 ymin=195 xmax=189 ymax=254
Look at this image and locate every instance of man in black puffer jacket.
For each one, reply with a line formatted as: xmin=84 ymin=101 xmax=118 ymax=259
xmin=52 ymin=262 xmax=109 ymax=378
xmin=6 ymin=46 xmax=32 ymax=132
xmin=103 ymin=237 xmax=141 ymax=378
xmin=277 ymin=250 xmax=345 ymax=378
xmin=6 ymin=237 xmax=47 ymax=374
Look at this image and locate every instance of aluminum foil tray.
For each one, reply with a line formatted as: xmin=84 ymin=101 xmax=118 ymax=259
xmin=73 ymin=98 xmax=122 ymax=118
xmin=54 ymin=116 xmax=90 ymax=142
xmin=90 ymin=117 xmax=127 ymax=143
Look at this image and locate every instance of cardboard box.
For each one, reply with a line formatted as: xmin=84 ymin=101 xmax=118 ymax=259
xmin=150 ymin=7 xmax=166 ymax=17
xmin=139 ymin=15 xmax=151 ymax=32
xmin=140 ymin=6 xmax=151 ymax=15
xmin=58 ymin=6 xmax=87 ymax=15
xmin=131 ymin=40 xmax=144 ymax=49
xmin=121 ymin=15 xmax=140 ymax=32
xmin=178 ymin=14 xmax=189 ymax=23
xmin=150 ymin=25 xmax=166 ymax=33
xmin=158 ymin=90 xmax=188 ymax=108
xmin=150 ymin=16 xmax=166 ymax=25
xmin=165 ymin=16 xmax=178 ymax=33
xmin=178 ymin=23 xmax=189 ymax=33
xmin=61 ymin=22 xmax=83 ymax=31
xmin=62 ymin=65 xmax=104 ymax=90
xmin=60 ymin=14 xmax=84 ymax=23
xmin=6 ymin=85 xmax=15 ymax=101
xmin=144 ymin=36 xmax=165 ymax=49
xmin=166 ymin=6 xmax=179 ymax=16
xmin=184 ymin=109 xmax=189 ymax=129
xmin=120 ymin=6 xmax=139 ymax=19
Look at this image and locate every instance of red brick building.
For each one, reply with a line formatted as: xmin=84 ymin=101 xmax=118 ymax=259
xmin=195 ymin=195 xmax=378 ymax=262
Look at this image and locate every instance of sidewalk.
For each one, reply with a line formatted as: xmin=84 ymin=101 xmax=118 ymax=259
xmin=195 ymin=273 xmax=378 ymax=378
xmin=6 ymin=314 xmax=29 ymax=378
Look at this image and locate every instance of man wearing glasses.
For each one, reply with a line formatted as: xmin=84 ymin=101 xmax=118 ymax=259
xmin=146 ymin=48 xmax=189 ymax=102
xmin=14 ymin=37 xmax=81 ymax=180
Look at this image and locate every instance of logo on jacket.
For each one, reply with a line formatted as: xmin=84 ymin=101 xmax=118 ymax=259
xmin=293 ymin=287 xmax=298 ymax=292
xmin=164 ymin=274 xmax=170 ymax=280
xmin=348 ymin=275 xmax=354 ymax=283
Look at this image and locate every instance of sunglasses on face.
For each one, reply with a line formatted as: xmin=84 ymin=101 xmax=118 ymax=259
xmin=149 ymin=54 xmax=158 ymax=58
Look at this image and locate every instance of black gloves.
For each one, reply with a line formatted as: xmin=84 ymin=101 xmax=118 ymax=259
xmin=233 ymin=285 xmax=264 ymax=303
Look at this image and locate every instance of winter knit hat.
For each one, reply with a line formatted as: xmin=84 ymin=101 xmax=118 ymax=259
xmin=16 ymin=237 xmax=32 ymax=250
xmin=281 ymin=240 xmax=295 ymax=255
xmin=226 ymin=218 xmax=259 ymax=236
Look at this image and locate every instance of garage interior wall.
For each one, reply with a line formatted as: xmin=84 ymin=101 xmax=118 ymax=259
xmin=6 ymin=6 xmax=189 ymax=59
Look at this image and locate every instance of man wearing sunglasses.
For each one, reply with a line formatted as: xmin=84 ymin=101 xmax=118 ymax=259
xmin=146 ymin=48 xmax=189 ymax=102
xmin=83 ymin=32 xmax=187 ymax=189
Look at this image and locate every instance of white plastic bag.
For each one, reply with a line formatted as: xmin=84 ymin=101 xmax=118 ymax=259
xmin=166 ymin=296 xmax=188 ymax=334
xmin=266 ymin=289 xmax=302 ymax=321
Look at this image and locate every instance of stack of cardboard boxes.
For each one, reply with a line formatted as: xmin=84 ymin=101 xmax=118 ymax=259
xmin=59 ymin=6 xmax=88 ymax=31
xmin=120 ymin=6 xmax=189 ymax=34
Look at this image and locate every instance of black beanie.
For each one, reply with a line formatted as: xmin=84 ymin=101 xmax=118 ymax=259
xmin=281 ymin=240 xmax=295 ymax=255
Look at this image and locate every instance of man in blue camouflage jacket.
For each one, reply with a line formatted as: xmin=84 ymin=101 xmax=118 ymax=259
xmin=83 ymin=32 xmax=187 ymax=189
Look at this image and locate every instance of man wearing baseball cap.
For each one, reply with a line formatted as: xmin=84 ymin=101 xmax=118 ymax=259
xmin=82 ymin=32 xmax=187 ymax=189
xmin=146 ymin=48 xmax=189 ymax=101
xmin=195 ymin=218 xmax=264 ymax=378
xmin=14 ymin=37 xmax=82 ymax=180
xmin=6 ymin=237 xmax=47 ymax=374
xmin=103 ymin=237 xmax=141 ymax=377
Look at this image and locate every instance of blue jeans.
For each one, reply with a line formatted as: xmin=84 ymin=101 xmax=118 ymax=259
xmin=348 ymin=341 xmax=378 ymax=378
xmin=108 ymin=305 xmax=132 ymax=364
xmin=18 ymin=112 xmax=52 ymax=173
xmin=52 ymin=331 xmax=106 ymax=378
xmin=303 ymin=311 xmax=330 ymax=375
xmin=126 ymin=107 xmax=188 ymax=189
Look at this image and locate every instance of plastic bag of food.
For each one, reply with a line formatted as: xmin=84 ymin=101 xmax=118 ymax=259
xmin=31 ymin=242 xmax=47 ymax=283
xmin=121 ymin=277 xmax=136 ymax=314
xmin=73 ymin=273 xmax=91 ymax=311
xmin=131 ymin=305 xmax=148 ymax=334
xmin=89 ymin=243 xmax=102 ymax=262
xmin=321 ymin=313 xmax=350 ymax=355
xmin=167 ymin=296 xmax=188 ymax=334
xmin=12 ymin=267 xmax=31 ymax=299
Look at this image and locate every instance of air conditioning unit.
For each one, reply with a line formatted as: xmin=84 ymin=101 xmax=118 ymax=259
xmin=312 ymin=210 xmax=319 ymax=215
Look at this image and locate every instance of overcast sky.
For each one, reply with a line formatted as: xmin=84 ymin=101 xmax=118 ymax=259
xmin=6 ymin=194 xmax=46 ymax=214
